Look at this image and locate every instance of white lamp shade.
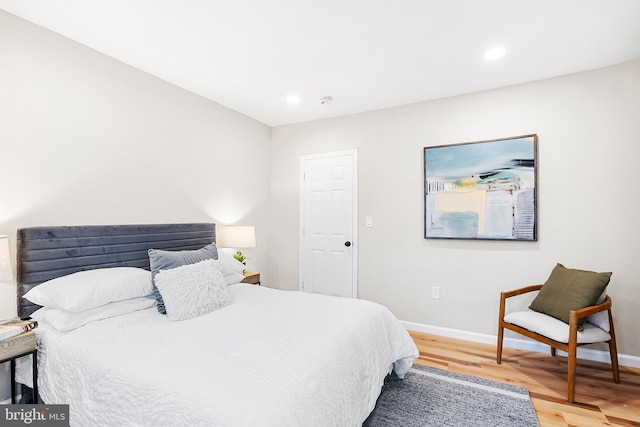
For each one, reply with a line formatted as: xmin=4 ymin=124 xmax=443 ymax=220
xmin=222 ymin=226 xmax=256 ymax=248
xmin=0 ymin=235 xmax=13 ymax=283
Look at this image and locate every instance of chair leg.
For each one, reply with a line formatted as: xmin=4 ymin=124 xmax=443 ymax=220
xmin=550 ymin=347 xmax=556 ymax=357
xmin=567 ymin=311 xmax=579 ymax=403
xmin=497 ymin=323 xmax=504 ymax=364
xmin=608 ymin=309 xmax=620 ymax=383
xmin=497 ymin=293 xmax=506 ymax=364
xmin=567 ymin=342 xmax=577 ymax=403
xmin=609 ymin=340 xmax=620 ymax=383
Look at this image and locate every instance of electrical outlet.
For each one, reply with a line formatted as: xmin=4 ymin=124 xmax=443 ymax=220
xmin=431 ymin=286 xmax=440 ymax=300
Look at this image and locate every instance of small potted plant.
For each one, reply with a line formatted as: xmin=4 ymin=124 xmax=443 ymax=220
xmin=233 ymin=251 xmax=248 ymax=265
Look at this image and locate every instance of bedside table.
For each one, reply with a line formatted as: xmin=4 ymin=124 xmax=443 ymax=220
xmin=241 ymin=271 xmax=261 ymax=285
xmin=0 ymin=330 xmax=38 ymax=404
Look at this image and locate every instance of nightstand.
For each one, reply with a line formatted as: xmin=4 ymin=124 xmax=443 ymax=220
xmin=241 ymin=271 xmax=261 ymax=285
xmin=0 ymin=331 xmax=38 ymax=404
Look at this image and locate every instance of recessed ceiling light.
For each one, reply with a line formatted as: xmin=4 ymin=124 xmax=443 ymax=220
xmin=286 ymin=95 xmax=300 ymax=104
xmin=484 ymin=46 xmax=506 ymax=61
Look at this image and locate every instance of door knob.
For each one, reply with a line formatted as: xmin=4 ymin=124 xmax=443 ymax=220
xmin=344 ymin=241 xmax=351 ymax=247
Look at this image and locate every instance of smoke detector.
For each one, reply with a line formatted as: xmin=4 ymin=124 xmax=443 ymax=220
xmin=319 ymin=96 xmax=334 ymax=105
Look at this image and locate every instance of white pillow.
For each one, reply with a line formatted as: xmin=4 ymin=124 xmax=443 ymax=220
xmin=218 ymin=250 xmax=246 ymax=285
xmin=31 ymin=296 xmax=156 ymax=332
xmin=155 ymin=259 xmax=229 ymax=321
xmin=586 ymin=291 xmax=610 ymax=332
xmin=24 ymin=267 xmax=153 ymax=313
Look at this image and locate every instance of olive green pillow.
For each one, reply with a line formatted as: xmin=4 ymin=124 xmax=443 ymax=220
xmin=529 ymin=263 xmax=611 ymax=327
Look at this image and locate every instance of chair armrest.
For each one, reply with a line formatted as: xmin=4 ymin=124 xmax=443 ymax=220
xmin=500 ymin=284 xmax=543 ymax=300
xmin=499 ymin=284 xmax=544 ymax=323
xmin=568 ymin=296 xmax=612 ymax=345
xmin=572 ymin=295 xmax=611 ymax=320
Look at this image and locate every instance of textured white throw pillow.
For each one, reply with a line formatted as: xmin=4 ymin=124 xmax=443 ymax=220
xmin=24 ymin=267 xmax=153 ymax=313
xmin=154 ymin=259 xmax=230 ymax=321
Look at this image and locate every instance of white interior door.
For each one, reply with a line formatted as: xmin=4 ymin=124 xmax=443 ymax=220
xmin=300 ymin=150 xmax=357 ymax=298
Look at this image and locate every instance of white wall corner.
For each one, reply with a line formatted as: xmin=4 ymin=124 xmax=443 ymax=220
xmin=402 ymin=320 xmax=640 ymax=369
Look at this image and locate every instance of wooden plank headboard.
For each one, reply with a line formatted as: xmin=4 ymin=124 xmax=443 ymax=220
xmin=16 ymin=223 xmax=216 ymax=319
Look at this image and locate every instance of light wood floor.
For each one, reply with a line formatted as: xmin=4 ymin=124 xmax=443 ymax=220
xmin=410 ymin=331 xmax=640 ymax=427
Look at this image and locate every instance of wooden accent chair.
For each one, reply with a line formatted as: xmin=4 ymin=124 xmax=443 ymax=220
xmin=497 ymin=284 xmax=620 ymax=402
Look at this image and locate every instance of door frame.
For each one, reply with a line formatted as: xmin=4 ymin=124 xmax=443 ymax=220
xmin=299 ymin=149 xmax=358 ymax=298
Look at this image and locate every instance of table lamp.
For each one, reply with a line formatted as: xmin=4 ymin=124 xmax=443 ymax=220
xmin=222 ymin=226 xmax=256 ymax=264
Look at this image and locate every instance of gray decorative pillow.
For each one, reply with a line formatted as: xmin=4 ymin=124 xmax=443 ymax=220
xmin=529 ymin=263 xmax=611 ymax=328
xmin=154 ymin=259 xmax=229 ymax=321
xmin=148 ymin=242 xmax=218 ymax=314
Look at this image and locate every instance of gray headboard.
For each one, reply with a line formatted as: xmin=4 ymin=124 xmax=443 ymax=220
xmin=16 ymin=223 xmax=216 ymax=319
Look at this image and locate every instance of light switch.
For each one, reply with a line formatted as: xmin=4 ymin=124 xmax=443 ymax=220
xmin=365 ymin=216 xmax=373 ymax=228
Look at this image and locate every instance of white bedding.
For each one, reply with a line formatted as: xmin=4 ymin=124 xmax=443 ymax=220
xmin=18 ymin=284 xmax=418 ymax=426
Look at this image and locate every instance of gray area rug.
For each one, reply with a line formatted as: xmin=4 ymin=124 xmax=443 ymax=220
xmin=364 ymin=364 xmax=540 ymax=427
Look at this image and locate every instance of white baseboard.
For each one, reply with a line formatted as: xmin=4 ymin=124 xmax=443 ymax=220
xmin=402 ymin=320 xmax=640 ymax=369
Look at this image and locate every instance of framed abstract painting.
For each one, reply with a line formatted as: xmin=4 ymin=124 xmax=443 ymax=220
xmin=424 ymin=134 xmax=538 ymax=241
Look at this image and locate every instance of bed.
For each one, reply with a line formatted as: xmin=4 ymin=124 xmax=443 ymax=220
xmin=14 ymin=223 xmax=419 ymax=426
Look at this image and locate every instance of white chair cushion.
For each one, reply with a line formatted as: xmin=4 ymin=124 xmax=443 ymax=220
xmin=504 ymin=310 xmax=611 ymax=344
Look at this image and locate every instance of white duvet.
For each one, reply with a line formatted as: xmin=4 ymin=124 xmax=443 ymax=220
xmin=18 ymin=284 xmax=418 ymax=426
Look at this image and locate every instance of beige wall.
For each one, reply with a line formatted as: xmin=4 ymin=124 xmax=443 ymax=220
xmin=270 ymin=59 xmax=640 ymax=358
xmin=0 ymin=11 xmax=272 ymax=321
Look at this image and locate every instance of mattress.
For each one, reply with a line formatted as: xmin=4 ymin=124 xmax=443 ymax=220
xmin=18 ymin=284 xmax=418 ymax=426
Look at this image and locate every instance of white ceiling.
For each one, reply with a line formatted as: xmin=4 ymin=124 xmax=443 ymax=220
xmin=2 ymin=0 xmax=640 ymax=127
